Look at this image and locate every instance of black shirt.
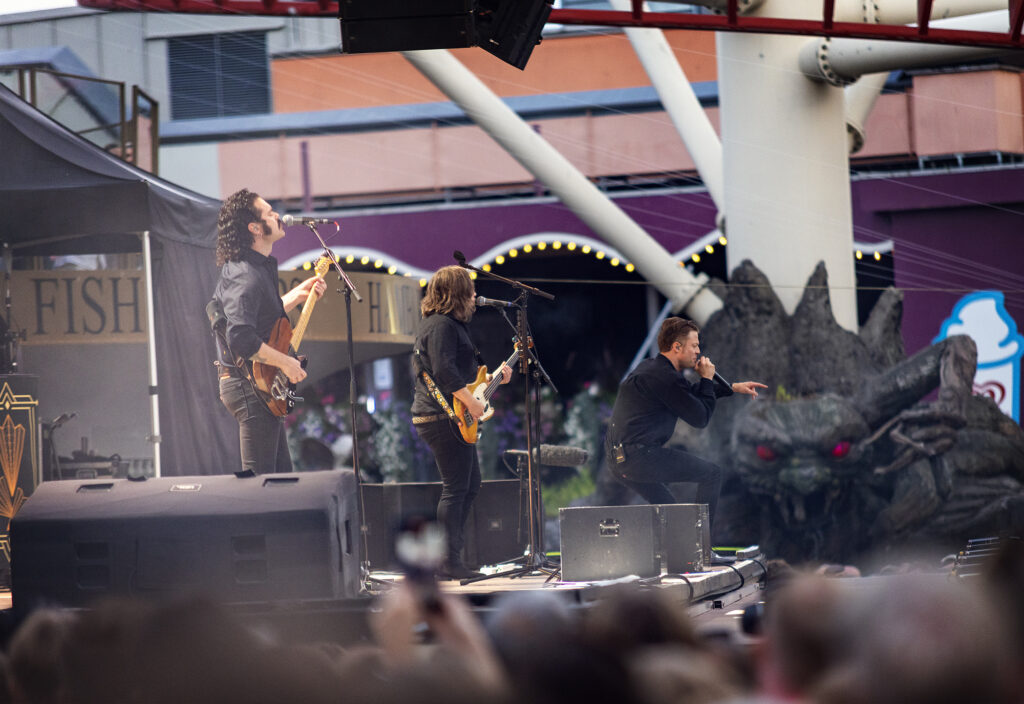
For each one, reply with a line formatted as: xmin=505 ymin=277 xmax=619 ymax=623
xmin=212 ymin=248 xmax=286 ymax=362
xmin=411 ymin=313 xmax=479 ymax=416
xmin=606 ymin=354 xmax=733 ymax=448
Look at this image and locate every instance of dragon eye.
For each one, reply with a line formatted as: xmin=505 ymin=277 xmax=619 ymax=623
xmin=832 ymin=441 xmax=851 ymax=459
xmin=756 ymin=445 xmax=776 ymax=462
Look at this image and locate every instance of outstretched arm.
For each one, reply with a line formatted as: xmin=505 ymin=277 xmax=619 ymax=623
xmin=732 ymin=381 xmax=768 ymax=398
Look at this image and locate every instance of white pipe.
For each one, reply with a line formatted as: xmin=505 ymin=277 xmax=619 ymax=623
xmin=684 ymin=0 xmax=1000 ymax=23
xmin=717 ymin=0 xmax=859 ymax=331
xmin=801 ymin=10 xmax=1011 ymax=85
xmin=844 ymin=72 xmax=888 ymax=153
xmin=858 ymin=0 xmax=1003 ymax=25
xmin=607 ymin=0 xmax=725 ymax=213
xmin=402 ymin=49 xmax=722 ymax=322
xmin=142 ymin=230 xmax=161 ymax=477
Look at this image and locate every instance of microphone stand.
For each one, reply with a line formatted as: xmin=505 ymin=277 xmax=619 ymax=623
xmin=452 ymin=255 xmax=558 ymax=585
xmin=303 ymin=224 xmax=380 ymax=591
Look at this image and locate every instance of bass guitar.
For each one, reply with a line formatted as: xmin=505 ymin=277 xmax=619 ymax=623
xmin=252 ymin=257 xmax=330 ymax=416
xmin=452 ymin=340 xmax=524 ymax=444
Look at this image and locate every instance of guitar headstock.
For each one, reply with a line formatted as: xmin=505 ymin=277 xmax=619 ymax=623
xmin=314 ymin=256 xmax=331 ymax=278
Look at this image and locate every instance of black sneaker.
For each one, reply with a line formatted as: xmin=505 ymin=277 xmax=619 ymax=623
xmin=438 ymin=564 xmax=484 ymax=580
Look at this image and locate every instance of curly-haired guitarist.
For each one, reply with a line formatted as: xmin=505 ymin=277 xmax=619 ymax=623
xmin=211 ymin=189 xmax=325 ymax=474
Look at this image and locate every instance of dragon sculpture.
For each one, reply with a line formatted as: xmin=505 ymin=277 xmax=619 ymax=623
xmin=593 ymin=260 xmax=1024 ymax=565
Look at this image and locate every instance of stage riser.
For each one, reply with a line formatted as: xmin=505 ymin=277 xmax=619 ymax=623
xmin=559 ymin=503 xmax=710 ymax=582
xmin=10 ymin=470 xmax=361 ymax=612
xmin=362 ymin=480 xmax=527 ymax=570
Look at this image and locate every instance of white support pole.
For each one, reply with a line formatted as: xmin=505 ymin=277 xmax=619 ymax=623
xmin=402 ymin=49 xmax=722 ymax=323
xmin=717 ymin=0 xmax=858 ymax=330
xmin=608 ymin=0 xmax=725 ymax=213
xmin=142 ymin=230 xmax=161 ymax=477
xmin=844 ymin=72 xmax=888 ymax=154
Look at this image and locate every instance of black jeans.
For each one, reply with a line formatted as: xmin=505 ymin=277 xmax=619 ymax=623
xmin=415 ymin=419 xmax=481 ymax=567
xmin=220 ymin=376 xmax=293 ymax=474
xmin=610 ymin=444 xmax=722 ymax=528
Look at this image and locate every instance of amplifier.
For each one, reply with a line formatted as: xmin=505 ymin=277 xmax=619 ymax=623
xmin=559 ymin=503 xmax=710 ymax=582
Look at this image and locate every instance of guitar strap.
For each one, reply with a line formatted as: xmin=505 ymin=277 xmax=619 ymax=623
xmin=413 ymin=349 xmax=460 ymax=424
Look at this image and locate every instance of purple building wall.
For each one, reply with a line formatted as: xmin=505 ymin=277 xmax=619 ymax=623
xmin=279 ymin=169 xmax=1024 ymax=415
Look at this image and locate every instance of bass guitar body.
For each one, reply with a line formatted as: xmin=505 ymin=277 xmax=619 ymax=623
xmin=252 ymin=317 xmax=306 ymax=417
xmin=452 ymin=365 xmax=496 ymax=444
xmin=451 ymin=341 xmax=521 ymax=444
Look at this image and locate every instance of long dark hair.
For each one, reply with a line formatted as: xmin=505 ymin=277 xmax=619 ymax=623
xmin=421 ymin=266 xmax=474 ymax=322
xmin=215 ymin=189 xmax=259 ymax=266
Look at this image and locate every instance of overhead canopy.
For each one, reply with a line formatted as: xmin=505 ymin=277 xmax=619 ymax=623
xmin=0 ymin=83 xmax=239 ymax=475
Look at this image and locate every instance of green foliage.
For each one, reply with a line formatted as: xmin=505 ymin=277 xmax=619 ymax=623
xmin=775 ymin=385 xmax=793 ymax=401
xmin=543 ymin=470 xmax=596 ymax=518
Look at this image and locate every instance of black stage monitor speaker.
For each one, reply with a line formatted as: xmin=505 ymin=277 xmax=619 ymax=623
xmin=361 ymin=479 xmax=525 ymax=570
xmin=10 ymin=470 xmax=361 ymax=612
xmin=559 ymin=503 xmax=710 ymax=582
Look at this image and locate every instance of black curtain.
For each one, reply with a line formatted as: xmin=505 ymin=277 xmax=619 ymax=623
xmin=150 ymin=197 xmax=242 ymax=476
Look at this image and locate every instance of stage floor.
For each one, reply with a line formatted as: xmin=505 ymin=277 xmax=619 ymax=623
xmin=0 ymin=556 xmax=767 ymax=646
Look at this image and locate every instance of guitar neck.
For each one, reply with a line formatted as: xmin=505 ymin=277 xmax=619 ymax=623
xmin=289 ymin=261 xmax=329 ymax=351
xmin=290 ymin=296 xmax=318 ymax=351
xmin=482 ymin=349 xmax=520 ymax=401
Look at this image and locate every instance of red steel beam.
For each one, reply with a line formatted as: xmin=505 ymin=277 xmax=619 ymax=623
xmin=1012 ymin=0 xmax=1024 ymax=43
xmin=630 ymin=0 xmax=642 ymax=21
xmin=823 ymin=0 xmax=835 ymax=31
xmin=917 ymin=0 xmax=933 ymax=36
xmin=74 ymin=1 xmax=1024 ymax=49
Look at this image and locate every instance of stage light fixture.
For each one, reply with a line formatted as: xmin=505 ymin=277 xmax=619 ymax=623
xmin=338 ymin=0 xmax=553 ymax=70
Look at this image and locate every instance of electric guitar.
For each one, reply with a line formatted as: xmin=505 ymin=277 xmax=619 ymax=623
xmin=452 ymin=340 xmax=524 ymax=444
xmin=252 ymin=257 xmax=330 ymax=416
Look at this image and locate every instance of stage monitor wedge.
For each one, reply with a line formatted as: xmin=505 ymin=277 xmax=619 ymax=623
xmin=337 ymin=0 xmax=553 ymax=70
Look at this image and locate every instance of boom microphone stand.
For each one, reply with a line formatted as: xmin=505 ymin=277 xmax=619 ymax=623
xmin=303 ymin=223 xmax=380 ymax=591
xmin=451 ymin=252 xmax=557 ymax=584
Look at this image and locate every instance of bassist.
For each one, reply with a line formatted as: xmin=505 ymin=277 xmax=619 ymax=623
xmin=212 ymin=189 xmax=326 ymax=474
xmin=412 ymin=265 xmax=511 ymax=579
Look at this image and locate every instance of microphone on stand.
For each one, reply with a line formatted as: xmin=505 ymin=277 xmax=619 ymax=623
xmin=282 ymin=214 xmax=333 ymax=226
xmin=453 ymin=250 xmax=468 ymax=266
xmin=504 ymin=445 xmax=590 ymax=468
xmin=476 ymin=295 xmax=517 ymax=309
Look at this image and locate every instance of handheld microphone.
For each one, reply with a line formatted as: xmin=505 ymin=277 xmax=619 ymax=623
xmin=696 ymin=356 xmax=731 ymax=389
xmin=476 ymin=295 xmax=516 ymax=309
xmin=282 ymin=214 xmax=333 ymax=226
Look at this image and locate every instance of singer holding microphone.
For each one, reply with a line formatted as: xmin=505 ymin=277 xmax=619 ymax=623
xmin=606 ymin=317 xmax=765 ymax=561
xmin=211 ymin=189 xmax=326 ymax=474
xmin=411 ymin=265 xmax=512 ymax=580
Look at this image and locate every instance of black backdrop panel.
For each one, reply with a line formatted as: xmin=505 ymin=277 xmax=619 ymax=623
xmin=10 ymin=469 xmax=360 ymax=611
xmin=362 ymin=479 xmax=525 ymax=570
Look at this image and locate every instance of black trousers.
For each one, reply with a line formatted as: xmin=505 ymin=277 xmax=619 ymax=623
xmin=220 ymin=376 xmax=293 ymax=474
xmin=610 ymin=444 xmax=722 ymax=528
xmin=415 ymin=419 xmax=481 ymax=567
